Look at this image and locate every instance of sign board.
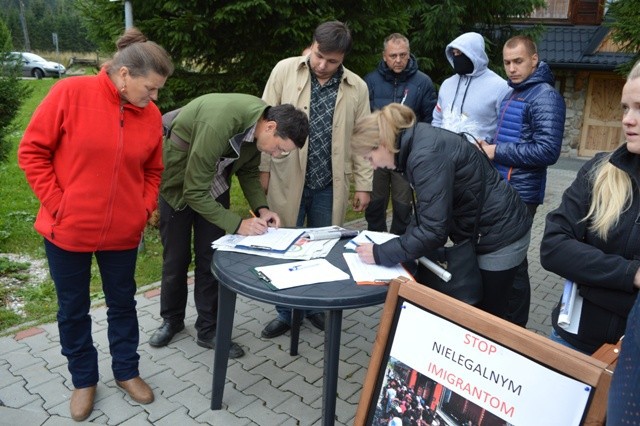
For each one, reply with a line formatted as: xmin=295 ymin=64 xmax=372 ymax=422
xmin=355 ymin=277 xmax=613 ymax=426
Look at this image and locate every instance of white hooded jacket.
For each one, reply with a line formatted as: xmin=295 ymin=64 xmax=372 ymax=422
xmin=432 ymin=32 xmax=511 ymax=141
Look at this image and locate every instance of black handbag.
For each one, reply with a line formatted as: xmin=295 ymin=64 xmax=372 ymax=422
xmin=414 ymin=137 xmax=486 ymax=305
xmin=416 ymin=238 xmax=483 ymax=305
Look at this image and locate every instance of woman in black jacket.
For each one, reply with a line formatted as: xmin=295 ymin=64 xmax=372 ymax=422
xmin=351 ymin=103 xmax=532 ymax=320
xmin=540 ymin=62 xmax=640 ymax=356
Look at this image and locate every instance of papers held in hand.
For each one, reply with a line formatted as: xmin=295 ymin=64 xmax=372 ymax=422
xmin=254 ymin=259 xmax=350 ymax=290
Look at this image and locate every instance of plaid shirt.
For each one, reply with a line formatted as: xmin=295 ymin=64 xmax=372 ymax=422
xmin=209 ymin=124 xmax=256 ymax=199
xmin=305 ymin=66 xmax=343 ymax=190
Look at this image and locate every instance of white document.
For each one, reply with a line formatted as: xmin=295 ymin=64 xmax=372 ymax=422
xmin=558 ymin=280 xmax=577 ymax=327
xmin=254 ymin=259 xmax=349 ymax=290
xmin=235 ymin=227 xmax=305 ymax=252
xmin=344 ymin=230 xmax=399 ymax=250
xmin=342 ymin=253 xmax=411 ymax=284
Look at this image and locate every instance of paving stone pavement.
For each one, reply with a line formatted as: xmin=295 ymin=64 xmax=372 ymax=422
xmin=0 ymin=158 xmax=585 ymax=425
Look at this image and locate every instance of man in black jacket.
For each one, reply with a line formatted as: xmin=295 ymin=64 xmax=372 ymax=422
xmin=364 ymin=33 xmax=437 ymax=235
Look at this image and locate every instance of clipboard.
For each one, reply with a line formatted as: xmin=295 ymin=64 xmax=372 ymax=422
xmin=253 ymin=259 xmax=350 ymax=290
xmin=235 ymin=228 xmax=305 ymax=253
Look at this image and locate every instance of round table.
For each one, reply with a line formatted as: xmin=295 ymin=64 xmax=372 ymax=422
xmin=210 ymin=239 xmax=389 ymax=426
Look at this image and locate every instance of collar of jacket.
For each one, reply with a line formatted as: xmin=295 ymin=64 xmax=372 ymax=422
xmin=298 ymin=55 xmax=360 ymax=88
xmin=97 ymin=67 xmax=146 ymax=115
xmin=378 ymin=54 xmax=419 ymax=83
xmin=509 ymin=61 xmax=555 ymax=91
xmin=395 ymin=124 xmax=417 ymax=172
xmin=610 ymin=144 xmax=640 ymax=184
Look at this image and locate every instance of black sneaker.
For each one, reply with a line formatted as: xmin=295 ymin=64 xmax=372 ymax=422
xmin=149 ymin=320 xmax=185 ymax=347
xmin=196 ymin=337 xmax=245 ymax=359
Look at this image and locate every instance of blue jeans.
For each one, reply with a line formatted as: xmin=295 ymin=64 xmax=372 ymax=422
xmin=275 ymin=185 xmax=333 ymax=323
xmin=44 ymin=239 xmax=140 ymax=388
xmin=295 ymin=185 xmax=333 ymax=227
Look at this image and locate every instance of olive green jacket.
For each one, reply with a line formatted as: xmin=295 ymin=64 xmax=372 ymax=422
xmin=160 ymin=93 xmax=269 ymax=233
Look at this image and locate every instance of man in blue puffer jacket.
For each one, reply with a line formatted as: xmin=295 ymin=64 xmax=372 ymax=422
xmin=481 ymin=35 xmax=566 ymax=327
xmin=364 ymin=33 xmax=436 ymax=234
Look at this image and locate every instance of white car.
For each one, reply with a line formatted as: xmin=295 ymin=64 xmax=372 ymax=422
xmin=8 ymin=52 xmax=66 ymax=79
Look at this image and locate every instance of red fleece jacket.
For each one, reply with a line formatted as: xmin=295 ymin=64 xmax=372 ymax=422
xmin=18 ymin=69 xmax=164 ymax=252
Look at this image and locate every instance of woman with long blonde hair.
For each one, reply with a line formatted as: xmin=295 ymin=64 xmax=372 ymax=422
xmin=540 ymin=61 xmax=640 ymax=361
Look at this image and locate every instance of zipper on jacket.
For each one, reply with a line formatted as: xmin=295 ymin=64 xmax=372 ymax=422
xmin=97 ymin=106 xmax=125 ymax=247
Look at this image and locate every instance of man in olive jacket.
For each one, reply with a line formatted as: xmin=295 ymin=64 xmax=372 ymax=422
xmin=149 ymin=94 xmax=308 ymax=358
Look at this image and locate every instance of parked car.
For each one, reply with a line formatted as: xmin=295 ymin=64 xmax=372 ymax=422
xmin=6 ymin=52 xmax=66 ymax=79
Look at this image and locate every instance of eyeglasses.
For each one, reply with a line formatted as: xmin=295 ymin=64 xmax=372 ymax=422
xmin=388 ymin=53 xmax=409 ymax=60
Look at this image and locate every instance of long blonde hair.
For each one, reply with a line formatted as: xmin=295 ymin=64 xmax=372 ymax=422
xmin=351 ymin=104 xmax=416 ymax=157
xmin=584 ymin=60 xmax=640 ymax=239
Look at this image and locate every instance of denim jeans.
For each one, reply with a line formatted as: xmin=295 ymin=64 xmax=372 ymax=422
xmin=44 ymin=239 xmax=140 ymax=388
xmin=295 ymin=185 xmax=333 ymax=227
xmin=275 ymin=185 xmax=333 ymax=323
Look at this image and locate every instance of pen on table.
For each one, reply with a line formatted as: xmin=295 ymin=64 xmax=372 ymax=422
xmin=288 ymin=263 xmax=315 ymax=271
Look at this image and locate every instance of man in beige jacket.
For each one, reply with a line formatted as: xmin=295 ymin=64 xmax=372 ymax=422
xmin=259 ymin=20 xmax=372 ymax=338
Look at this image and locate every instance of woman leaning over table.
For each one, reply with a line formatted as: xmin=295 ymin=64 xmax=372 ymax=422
xmin=17 ymin=28 xmax=173 ymax=422
xmin=351 ymin=103 xmax=532 ymax=321
xmin=540 ymin=61 xmax=640 ymax=358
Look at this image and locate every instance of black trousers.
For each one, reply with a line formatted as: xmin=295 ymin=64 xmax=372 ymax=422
xmin=506 ymin=203 xmax=538 ymax=327
xmin=158 ymin=193 xmax=228 ymax=340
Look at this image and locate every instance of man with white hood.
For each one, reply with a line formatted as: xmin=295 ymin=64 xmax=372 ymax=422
xmin=432 ymin=32 xmax=510 ymax=141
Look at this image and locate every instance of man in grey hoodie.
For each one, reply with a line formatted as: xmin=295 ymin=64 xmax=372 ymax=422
xmin=432 ymin=32 xmax=510 ymax=142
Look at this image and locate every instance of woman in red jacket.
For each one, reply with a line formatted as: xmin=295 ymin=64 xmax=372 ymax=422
xmin=18 ymin=28 xmax=173 ymax=422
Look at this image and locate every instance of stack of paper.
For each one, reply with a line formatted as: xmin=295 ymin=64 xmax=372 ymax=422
xmin=343 ymin=253 xmax=411 ymax=285
xmin=235 ymin=228 xmax=304 ymax=253
xmin=344 ymin=230 xmax=399 ymax=251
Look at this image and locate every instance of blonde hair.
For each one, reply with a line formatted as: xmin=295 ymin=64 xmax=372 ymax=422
xmin=351 ymin=104 xmax=416 ymax=157
xmin=584 ymin=60 xmax=640 ymax=239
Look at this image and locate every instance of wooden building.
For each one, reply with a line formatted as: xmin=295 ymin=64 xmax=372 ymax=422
xmin=519 ymin=0 xmax=635 ymax=157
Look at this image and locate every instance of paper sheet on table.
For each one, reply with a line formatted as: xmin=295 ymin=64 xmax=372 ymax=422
xmin=213 ymin=234 xmax=339 ymax=260
xmin=343 ymin=253 xmax=411 ymax=285
xmin=344 ymin=230 xmax=399 ymax=250
xmin=235 ymin=227 xmax=305 ymax=252
xmin=254 ymin=259 xmax=349 ymax=290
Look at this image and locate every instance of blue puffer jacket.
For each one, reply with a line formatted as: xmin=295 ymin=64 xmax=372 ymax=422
xmin=493 ymin=61 xmax=565 ymax=204
xmin=364 ymin=55 xmax=437 ymax=123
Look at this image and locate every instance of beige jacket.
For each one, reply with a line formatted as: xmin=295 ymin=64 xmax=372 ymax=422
xmin=260 ymin=56 xmax=372 ymax=226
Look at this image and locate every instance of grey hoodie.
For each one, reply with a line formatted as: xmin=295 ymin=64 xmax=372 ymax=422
xmin=432 ymin=32 xmax=511 ymax=141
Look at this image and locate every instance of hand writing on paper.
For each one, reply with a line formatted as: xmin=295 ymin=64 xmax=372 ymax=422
xmin=238 ymin=216 xmax=268 ymax=236
xmin=256 ymin=208 xmax=281 ymax=228
xmin=355 ymin=243 xmax=375 ymax=264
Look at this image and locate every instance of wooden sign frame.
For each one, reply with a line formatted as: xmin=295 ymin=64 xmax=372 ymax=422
xmin=355 ymin=277 xmax=613 ymax=426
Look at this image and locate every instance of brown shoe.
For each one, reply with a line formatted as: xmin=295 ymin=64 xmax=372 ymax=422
xmin=116 ymin=376 xmax=154 ymax=404
xmin=70 ymin=385 xmax=96 ymax=422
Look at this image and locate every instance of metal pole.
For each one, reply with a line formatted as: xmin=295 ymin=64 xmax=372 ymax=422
xmin=124 ymin=1 xmax=133 ymax=29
